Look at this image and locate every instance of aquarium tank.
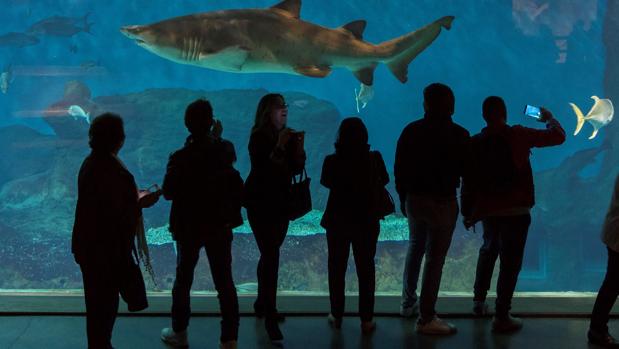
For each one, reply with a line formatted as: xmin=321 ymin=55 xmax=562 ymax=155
xmin=0 ymin=0 xmax=617 ymax=295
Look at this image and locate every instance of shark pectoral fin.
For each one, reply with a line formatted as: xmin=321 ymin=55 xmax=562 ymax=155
xmin=340 ymin=20 xmax=366 ymax=40
xmin=294 ymin=65 xmax=331 ymax=78
xmin=353 ymin=64 xmax=377 ymax=86
xmin=200 ymin=46 xmax=250 ymax=71
xmin=271 ymin=0 xmax=301 ymax=19
xmin=570 ymin=102 xmax=586 ymax=136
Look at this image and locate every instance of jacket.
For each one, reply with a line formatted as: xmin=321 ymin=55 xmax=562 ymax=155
xmin=394 ymin=113 xmax=470 ymax=202
xmin=461 ymin=118 xmax=566 ymax=220
xmin=72 ymin=151 xmax=140 ymax=265
xmin=320 ymin=149 xmax=389 ymax=229
xmin=162 ymin=135 xmax=242 ymax=241
xmin=243 ymin=128 xmax=306 ymax=219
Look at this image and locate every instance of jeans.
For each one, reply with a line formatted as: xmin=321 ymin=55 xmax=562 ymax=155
xmin=247 ymin=210 xmax=289 ymax=321
xmin=326 ymin=222 xmax=380 ymax=322
xmin=402 ymin=194 xmax=458 ymax=323
xmin=171 ymin=230 xmax=239 ymax=342
xmin=591 ymin=247 xmax=619 ymax=334
xmin=472 ymin=214 xmax=530 ymax=317
xmin=401 ymin=207 xmax=426 ymax=309
xmin=80 ymin=260 xmax=120 ymax=349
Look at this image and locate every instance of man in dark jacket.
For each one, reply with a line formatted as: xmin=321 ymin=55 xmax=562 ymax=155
xmin=160 ymin=99 xmax=241 ymax=349
xmin=462 ymin=96 xmax=565 ymax=333
xmin=395 ymin=83 xmax=470 ymax=335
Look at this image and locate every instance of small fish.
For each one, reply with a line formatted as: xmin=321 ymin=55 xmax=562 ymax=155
xmin=292 ymin=99 xmax=309 ymax=108
xmin=570 ymin=96 xmax=614 ymax=140
xmin=67 ymin=105 xmax=90 ymax=124
xmin=354 ymin=83 xmax=374 ymax=112
xmin=0 ymin=65 xmax=13 ymax=94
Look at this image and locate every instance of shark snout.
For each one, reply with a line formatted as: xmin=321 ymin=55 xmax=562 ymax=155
xmin=120 ymin=25 xmax=147 ymax=43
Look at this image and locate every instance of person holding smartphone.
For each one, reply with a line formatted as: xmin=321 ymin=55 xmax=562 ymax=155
xmin=160 ymin=99 xmax=241 ymax=349
xmin=243 ymin=93 xmax=306 ymax=341
xmin=72 ymin=113 xmax=160 ymax=349
xmin=461 ymin=96 xmax=565 ymax=332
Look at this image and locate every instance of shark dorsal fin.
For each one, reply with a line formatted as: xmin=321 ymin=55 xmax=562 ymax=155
xmin=340 ymin=20 xmax=366 ymax=40
xmin=271 ymin=0 xmax=301 ymax=19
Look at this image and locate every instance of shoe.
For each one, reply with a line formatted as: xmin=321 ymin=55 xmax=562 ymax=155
xmin=588 ymin=329 xmax=619 ymax=348
xmin=415 ymin=316 xmax=457 ymax=335
xmin=161 ymin=327 xmax=188 ymax=348
xmin=327 ymin=314 xmax=342 ymax=329
xmin=265 ymin=320 xmax=283 ymax=341
xmin=400 ymin=303 xmax=419 ymax=318
xmin=472 ymin=301 xmax=489 ymax=317
xmin=361 ymin=321 xmax=376 ymax=334
xmin=492 ymin=315 xmax=523 ymax=333
xmin=219 ymin=340 xmax=238 ymax=349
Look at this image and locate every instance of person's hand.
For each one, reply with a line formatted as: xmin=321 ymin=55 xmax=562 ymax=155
xmin=211 ymin=119 xmax=223 ymax=139
xmin=138 ymin=189 xmax=161 ymax=208
xmin=539 ymin=107 xmax=554 ymax=123
xmin=277 ymin=128 xmax=293 ymax=148
xmin=463 ymin=217 xmax=475 ymax=231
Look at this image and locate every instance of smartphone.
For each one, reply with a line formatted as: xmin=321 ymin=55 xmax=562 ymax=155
xmin=524 ymin=105 xmax=541 ymax=119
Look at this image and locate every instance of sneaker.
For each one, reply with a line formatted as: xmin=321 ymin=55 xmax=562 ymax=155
xmin=219 ymin=340 xmax=238 ymax=349
xmin=361 ymin=321 xmax=376 ymax=334
xmin=492 ymin=315 xmax=523 ymax=333
xmin=161 ymin=327 xmax=188 ymax=348
xmin=400 ymin=303 xmax=419 ymax=318
xmin=415 ymin=316 xmax=457 ymax=335
xmin=327 ymin=314 xmax=342 ymax=329
xmin=472 ymin=301 xmax=489 ymax=317
xmin=588 ymin=329 xmax=619 ymax=348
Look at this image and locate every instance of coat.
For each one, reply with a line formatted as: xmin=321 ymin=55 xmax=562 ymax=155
xmin=72 ymin=151 xmax=140 ymax=265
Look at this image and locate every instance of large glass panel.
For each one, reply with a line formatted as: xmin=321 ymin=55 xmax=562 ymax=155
xmin=0 ymin=0 xmax=615 ymax=294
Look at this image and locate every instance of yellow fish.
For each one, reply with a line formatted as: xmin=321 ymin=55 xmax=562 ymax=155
xmin=569 ymin=96 xmax=614 ymax=140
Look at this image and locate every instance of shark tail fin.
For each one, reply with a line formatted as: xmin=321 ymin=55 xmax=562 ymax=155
xmin=569 ymin=102 xmax=586 ymax=136
xmin=379 ymin=16 xmax=454 ymax=83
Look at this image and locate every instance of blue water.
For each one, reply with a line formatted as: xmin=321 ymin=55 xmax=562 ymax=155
xmin=0 ymin=0 xmax=611 ymax=292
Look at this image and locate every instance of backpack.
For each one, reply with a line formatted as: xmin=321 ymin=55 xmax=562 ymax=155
xmin=474 ymin=128 xmax=517 ymax=194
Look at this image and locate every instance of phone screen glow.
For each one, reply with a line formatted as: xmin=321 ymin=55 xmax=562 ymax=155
xmin=524 ymin=105 xmax=541 ymax=119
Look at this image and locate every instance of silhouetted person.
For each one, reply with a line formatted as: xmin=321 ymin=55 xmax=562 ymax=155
xmin=394 ymin=83 xmax=470 ymax=335
xmin=243 ymin=93 xmax=306 ymax=341
xmin=320 ymin=117 xmax=388 ymax=334
xmin=462 ymin=96 xmax=565 ymax=332
xmin=160 ymin=99 xmax=241 ymax=349
xmin=72 ymin=113 xmax=160 ymax=349
xmin=589 ymin=173 xmax=619 ymax=347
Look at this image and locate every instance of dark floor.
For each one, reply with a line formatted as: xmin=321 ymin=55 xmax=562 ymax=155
xmin=0 ymin=315 xmax=613 ymax=349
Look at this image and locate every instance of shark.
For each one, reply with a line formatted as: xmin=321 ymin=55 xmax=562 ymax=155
xmin=120 ymin=0 xmax=453 ymax=90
